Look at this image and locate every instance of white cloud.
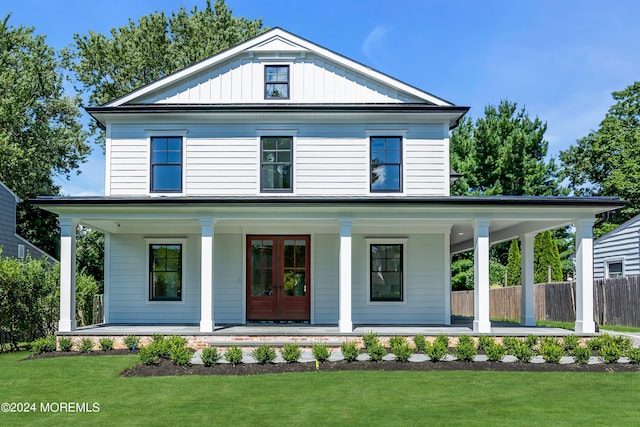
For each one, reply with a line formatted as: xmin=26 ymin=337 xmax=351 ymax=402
xmin=362 ymin=25 xmax=390 ymax=65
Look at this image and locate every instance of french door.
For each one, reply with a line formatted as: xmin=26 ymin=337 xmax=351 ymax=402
xmin=246 ymin=235 xmax=310 ymax=321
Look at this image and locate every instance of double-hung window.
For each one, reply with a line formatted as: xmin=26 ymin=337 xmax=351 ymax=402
xmin=370 ymin=243 xmax=403 ymax=301
xmin=149 ymin=243 xmax=182 ymax=301
xmin=151 ymin=136 xmax=182 ymax=192
xmin=607 ymin=261 xmax=623 ymax=279
xmin=370 ymin=136 xmax=402 ymax=192
xmin=261 ymin=136 xmax=292 ymax=191
xmin=265 ymin=65 xmax=289 ymax=99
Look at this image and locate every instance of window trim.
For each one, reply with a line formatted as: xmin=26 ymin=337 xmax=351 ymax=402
xmin=260 ymin=135 xmax=294 ymax=193
xmin=147 ymin=131 xmax=187 ymax=195
xmin=366 ymin=238 xmax=408 ymax=304
xmin=605 ymin=258 xmax=625 ymax=279
xmin=145 ymin=238 xmax=187 ymax=304
xmin=264 ymin=65 xmax=290 ymax=100
xmin=369 ymin=136 xmax=403 ymax=193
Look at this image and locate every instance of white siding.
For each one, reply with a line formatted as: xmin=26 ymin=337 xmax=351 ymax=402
xmin=313 ymin=233 xmax=339 ymax=323
xmin=213 ymin=233 xmax=244 ymax=323
xmin=593 ymin=218 xmax=640 ymax=279
xmin=135 ymin=53 xmax=422 ymax=105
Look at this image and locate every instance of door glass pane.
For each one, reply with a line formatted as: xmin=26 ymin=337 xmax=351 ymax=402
xmin=295 ymin=240 xmax=306 ymax=266
xmin=251 ymin=268 xmax=273 ymax=296
xmin=284 ymin=240 xmax=295 ymax=268
xmin=283 ymin=269 xmax=295 ymax=296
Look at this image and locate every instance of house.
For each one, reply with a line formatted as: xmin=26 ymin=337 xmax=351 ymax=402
xmin=0 ymin=181 xmax=54 ymax=261
xmin=35 ymin=28 xmax=624 ymax=335
xmin=593 ymin=215 xmax=640 ymax=279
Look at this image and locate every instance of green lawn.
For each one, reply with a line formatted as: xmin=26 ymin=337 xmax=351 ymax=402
xmin=1 ymin=351 xmax=640 ymax=426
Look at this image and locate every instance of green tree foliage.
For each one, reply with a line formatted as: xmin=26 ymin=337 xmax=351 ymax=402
xmin=64 ymin=0 xmax=265 ymax=145
xmin=560 ymin=81 xmax=640 ymax=237
xmin=451 ymin=255 xmax=473 ymax=291
xmin=451 ymin=100 xmax=564 ymax=196
xmin=0 ymin=15 xmax=89 ymax=255
xmin=506 ymin=239 xmax=521 ymax=286
xmin=76 ymin=227 xmax=104 ymax=289
xmin=534 ymin=231 xmax=563 ymax=283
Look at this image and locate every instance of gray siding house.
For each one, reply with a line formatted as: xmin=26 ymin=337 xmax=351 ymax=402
xmin=0 ymin=181 xmax=53 ymax=260
xmin=593 ymin=215 xmax=640 ymax=279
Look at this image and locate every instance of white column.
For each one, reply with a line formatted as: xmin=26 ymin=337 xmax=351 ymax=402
xmin=200 ymin=218 xmax=215 ymax=333
xmin=443 ymin=228 xmax=452 ymax=325
xmin=338 ymin=219 xmax=353 ymax=333
xmin=520 ymin=233 xmax=536 ymax=326
xmin=59 ymin=218 xmax=78 ymax=332
xmin=473 ymin=219 xmax=491 ymax=333
xmin=575 ymin=218 xmax=596 ymax=333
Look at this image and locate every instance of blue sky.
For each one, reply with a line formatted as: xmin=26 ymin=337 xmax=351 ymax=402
xmin=5 ymin=0 xmax=640 ymax=196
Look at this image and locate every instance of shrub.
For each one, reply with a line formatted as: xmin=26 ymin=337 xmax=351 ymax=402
xmin=477 ymin=336 xmax=495 ymax=353
xmin=540 ymin=336 xmax=561 ymax=347
xmin=512 ymin=340 xmax=534 ymax=363
xmin=340 ymin=341 xmax=360 ymax=363
xmin=166 ymin=335 xmax=188 ymax=351
xmin=586 ymin=336 xmax=604 ymax=352
xmin=312 ymin=343 xmax=331 ymax=363
xmin=502 ymin=336 xmax=519 ymax=354
xmin=389 ymin=336 xmax=412 ymax=362
xmin=124 ymin=335 xmax=141 ymax=351
xmin=201 ymin=347 xmax=221 ymax=367
xmin=454 ymin=335 xmax=477 ymax=362
xmin=571 ymin=346 xmax=591 ymax=364
xmin=434 ymin=334 xmax=450 ymax=349
xmin=147 ymin=334 xmax=170 ymax=358
xmin=599 ymin=342 xmax=622 ymax=364
xmin=139 ymin=347 xmax=160 ymax=365
xmin=251 ymin=344 xmax=276 ymax=364
xmin=31 ymin=336 xmax=57 ymax=353
xmin=170 ymin=346 xmax=192 ymax=366
xmin=562 ymin=335 xmax=580 ymax=352
xmin=362 ymin=332 xmax=380 ymax=350
xmin=79 ymin=338 xmax=94 ymax=353
xmin=540 ymin=342 xmax=563 ymax=364
xmin=525 ymin=334 xmax=538 ymax=350
xmin=99 ymin=337 xmax=114 ymax=351
xmin=626 ymin=347 xmax=640 ymax=364
xmin=413 ymin=334 xmax=427 ymax=353
xmin=612 ymin=336 xmax=633 ymax=355
xmin=58 ymin=337 xmax=73 ymax=352
xmin=486 ymin=344 xmax=506 ymax=362
xmin=281 ymin=343 xmax=301 ymax=363
xmin=225 ymin=345 xmax=244 ymax=366
xmin=367 ymin=343 xmax=386 ymax=362
xmin=426 ymin=340 xmax=448 ymax=362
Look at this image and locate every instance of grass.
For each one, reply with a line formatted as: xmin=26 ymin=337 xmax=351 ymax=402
xmin=600 ymin=325 xmax=640 ymax=333
xmin=2 ymin=352 xmax=640 ymax=426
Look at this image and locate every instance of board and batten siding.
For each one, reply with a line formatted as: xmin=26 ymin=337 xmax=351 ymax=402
xmin=107 ymin=122 xmax=448 ymax=197
xmin=593 ymin=217 xmax=640 ymax=279
xmin=135 ymin=53 xmax=421 ymax=105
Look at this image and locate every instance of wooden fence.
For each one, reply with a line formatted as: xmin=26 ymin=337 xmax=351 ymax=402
xmin=452 ymin=276 xmax=640 ymax=327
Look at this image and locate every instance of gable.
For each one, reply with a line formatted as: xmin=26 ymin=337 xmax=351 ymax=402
xmin=108 ymin=28 xmax=451 ymax=107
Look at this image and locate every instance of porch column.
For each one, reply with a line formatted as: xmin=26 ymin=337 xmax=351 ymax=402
xmin=473 ymin=219 xmax=491 ymax=333
xmin=200 ymin=218 xmax=216 ymax=333
xmin=575 ymin=218 xmax=596 ymax=333
xmin=520 ymin=233 xmax=536 ymax=326
xmin=338 ymin=219 xmax=353 ymax=333
xmin=59 ymin=218 xmax=78 ymax=332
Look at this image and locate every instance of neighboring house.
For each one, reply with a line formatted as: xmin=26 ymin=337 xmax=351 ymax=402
xmin=35 ymin=28 xmax=624 ymax=335
xmin=0 ymin=181 xmax=54 ymax=261
xmin=593 ymin=215 xmax=640 ymax=279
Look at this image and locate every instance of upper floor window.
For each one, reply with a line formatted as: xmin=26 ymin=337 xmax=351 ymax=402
xmin=370 ymin=136 xmax=402 ymax=192
xmin=265 ymin=65 xmax=289 ymax=99
xmin=151 ymin=136 xmax=182 ymax=192
xmin=261 ymin=136 xmax=292 ymax=192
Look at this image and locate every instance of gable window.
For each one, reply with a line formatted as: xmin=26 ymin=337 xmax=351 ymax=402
xmin=370 ymin=136 xmax=402 ymax=192
xmin=151 ymin=136 xmax=182 ymax=192
xmin=261 ymin=136 xmax=292 ymax=191
xmin=607 ymin=261 xmax=623 ymax=279
xmin=370 ymin=243 xmax=403 ymax=301
xmin=265 ymin=65 xmax=289 ymax=99
xmin=149 ymin=243 xmax=182 ymax=301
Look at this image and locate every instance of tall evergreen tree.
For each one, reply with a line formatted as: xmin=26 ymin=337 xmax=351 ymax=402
xmin=534 ymin=231 xmax=563 ymax=283
xmin=506 ymin=240 xmax=521 ymax=286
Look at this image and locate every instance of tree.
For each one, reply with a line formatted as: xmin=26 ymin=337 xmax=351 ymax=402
xmin=560 ymin=81 xmax=640 ymax=237
xmin=0 ymin=15 xmax=89 ymax=255
xmin=506 ymin=240 xmax=521 ymax=286
xmin=64 ymin=0 xmax=266 ymax=146
xmin=76 ymin=227 xmax=105 ymax=290
xmin=534 ymin=231 xmax=563 ymax=283
xmin=451 ymin=100 xmax=564 ymax=196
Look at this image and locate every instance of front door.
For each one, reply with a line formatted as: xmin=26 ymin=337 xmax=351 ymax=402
xmin=246 ymin=235 xmax=310 ymax=321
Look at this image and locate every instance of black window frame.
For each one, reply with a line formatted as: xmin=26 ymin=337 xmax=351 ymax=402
xmin=370 ymin=136 xmax=402 ymax=193
xmin=149 ymin=243 xmax=183 ymax=301
xmin=150 ymin=136 xmax=183 ymax=193
xmin=607 ymin=261 xmax=623 ymax=279
xmin=264 ymin=65 xmax=290 ymax=99
xmin=369 ymin=243 xmax=403 ymax=302
xmin=260 ymin=136 xmax=293 ymax=192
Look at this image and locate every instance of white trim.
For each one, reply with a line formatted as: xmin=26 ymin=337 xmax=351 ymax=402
xmin=604 ymin=257 xmax=625 ymax=279
xmin=145 ymin=130 xmax=188 ymax=197
xmin=103 ymin=233 xmax=110 ymax=324
xmin=443 ymin=230 xmax=451 ymax=325
xmin=366 ymin=133 xmax=406 ymax=195
xmin=105 ymin=122 xmax=112 ymax=196
xmin=365 ymin=237 xmax=408 ymax=306
xmin=144 ymin=237 xmax=187 ymax=305
xmin=339 ymin=219 xmax=353 ymax=332
xmin=443 ymin=122 xmax=451 ymax=196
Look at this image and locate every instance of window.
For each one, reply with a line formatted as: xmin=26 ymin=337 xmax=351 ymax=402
xmin=370 ymin=136 xmax=402 ymax=192
xmin=265 ymin=65 xmax=289 ymax=99
xmin=607 ymin=261 xmax=623 ymax=279
xmin=261 ymin=136 xmax=292 ymax=191
xmin=370 ymin=244 xmax=403 ymax=301
xmin=151 ymin=136 xmax=182 ymax=192
xmin=149 ymin=244 xmax=182 ymax=301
